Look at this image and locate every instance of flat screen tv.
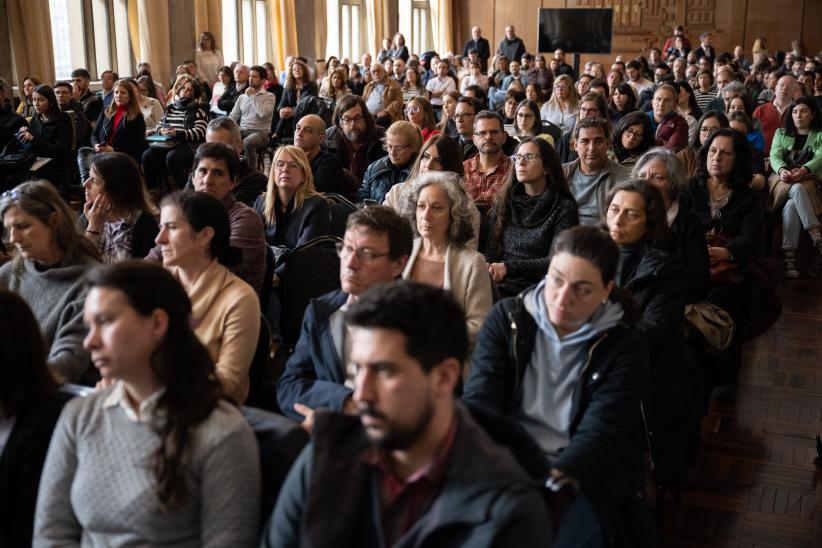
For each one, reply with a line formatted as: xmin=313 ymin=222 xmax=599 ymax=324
xmin=537 ymin=8 xmax=613 ymax=54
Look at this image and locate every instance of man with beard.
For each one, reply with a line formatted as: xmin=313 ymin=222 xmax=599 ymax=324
xmin=325 ymin=95 xmax=387 ymax=187
xmin=263 ymin=281 xmax=553 ymax=547
xmin=463 ymin=110 xmax=512 ymax=206
xmin=53 ymin=81 xmax=91 ymax=149
xmin=276 ymin=205 xmax=411 ymax=424
xmin=70 ymin=68 xmax=103 ymax=128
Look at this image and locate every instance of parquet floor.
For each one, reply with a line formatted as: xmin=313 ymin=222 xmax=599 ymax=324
xmin=665 ymin=277 xmax=822 ymax=547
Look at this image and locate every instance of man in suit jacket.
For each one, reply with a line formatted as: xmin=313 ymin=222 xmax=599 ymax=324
xmin=463 ymin=26 xmax=491 ymax=72
xmin=277 ymin=205 xmax=412 ymax=426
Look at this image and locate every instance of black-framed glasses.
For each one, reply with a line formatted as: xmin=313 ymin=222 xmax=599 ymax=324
xmin=335 ymin=242 xmax=391 ymax=263
xmin=511 ymin=152 xmax=541 ymax=164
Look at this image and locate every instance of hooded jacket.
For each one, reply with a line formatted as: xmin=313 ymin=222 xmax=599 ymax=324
xmin=357 ymin=155 xmax=413 ymax=203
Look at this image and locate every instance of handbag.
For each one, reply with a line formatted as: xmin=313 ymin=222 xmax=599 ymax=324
xmin=683 ymin=301 xmax=736 ymax=353
xmin=705 ymin=231 xmax=741 ymax=285
xmin=0 ymin=138 xmax=36 ymax=170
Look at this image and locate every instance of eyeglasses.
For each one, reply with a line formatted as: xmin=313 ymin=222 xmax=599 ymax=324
xmin=404 ymin=106 xmax=421 ymax=115
xmin=384 ymin=144 xmax=409 ymax=153
xmin=511 ymin=152 xmax=541 ymax=164
xmin=453 ymin=113 xmax=475 ymax=121
xmin=335 ymin=242 xmax=391 ymax=263
xmin=474 ymin=129 xmax=502 ymax=138
xmin=340 ymin=114 xmax=365 ymax=125
xmin=579 ymin=107 xmax=600 ymax=116
xmin=624 ymin=128 xmax=644 ymax=138
xmin=699 ymin=126 xmax=718 ymax=134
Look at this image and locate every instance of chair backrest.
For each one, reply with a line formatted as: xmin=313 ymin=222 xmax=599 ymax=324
xmin=246 ymin=314 xmax=279 ymax=412
xmin=323 ymin=193 xmax=357 ymax=238
xmin=282 ymin=235 xmax=343 ymax=350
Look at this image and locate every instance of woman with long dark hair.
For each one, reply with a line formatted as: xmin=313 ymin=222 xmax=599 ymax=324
xmin=276 ymin=60 xmax=319 ymax=141
xmin=0 ymin=291 xmax=62 ymax=547
xmin=79 ymin=152 xmax=158 ymax=262
xmin=33 ymin=261 xmax=260 ymax=546
xmin=610 ymin=82 xmax=638 ymax=122
xmin=483 ymin=137 xmax=579 ymax=297
xmin=609 ymin=111 xmax=654 ymax=167
xmin=677 ymin=110 xmax=729 ymax=178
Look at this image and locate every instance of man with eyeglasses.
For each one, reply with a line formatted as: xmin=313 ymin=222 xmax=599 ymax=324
xmin=648 ymin=84 xmax=688 ymax=151
xmin=454 ymin=96 xmax=481 ymax=160
xmin=554 ymin=91 xmax=609 ymax=163
xmin=325 ymin=95 xmax=388 ymax=185
xmin=293 ymin=114 xmax=349 ymax=197
xmin=562 ymin=117 xmax=630 ymax=225
xmin=277 ymin=205 xmax=412 ymax=428
xmin=463 ymin=110 xmax=512 ymax=206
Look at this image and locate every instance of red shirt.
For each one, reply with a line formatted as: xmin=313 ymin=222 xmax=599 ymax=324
xmin=463 ymin=154 xmax=512 ymax=206
xmin=364 ymin=416 xmax=458 ymax=546
xmin=753 ymin=101 xmax=786 ymax=156
xmin=108 ymin=105 xmax=128 ymax=146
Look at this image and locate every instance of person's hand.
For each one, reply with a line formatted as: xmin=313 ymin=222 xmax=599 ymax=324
xmin=85 ymin=193 xmax=111 ymax=229
xmin=294 ymin=403 xmax=315 ymax=433
xmin=750 ymin=173 xmax=765 ymax=190
xmin=280 ymin=107 xmax=293 ymax=119
xmin=94 ymin=144 xmax=113 ymax=152
xmin=779 ymin=168 xmax=794 ymax=183
xmin=789 ymin=166 xmax=807 ymax=180
xmin=17 ymin=128 xmax=33 ymax=142
xmin=72 ymin=87 xmax=81 ymax=101
xmin=708 ymin=246 xmax=731 ymax=262
xmin=488 ymin=262 xmax=507 ymax=283
xmin=160 ymin=127 xmax=177 ymax=136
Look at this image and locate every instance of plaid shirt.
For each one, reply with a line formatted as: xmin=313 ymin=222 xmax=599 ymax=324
xmin=463 ymin=154 xmax=512 ymax=206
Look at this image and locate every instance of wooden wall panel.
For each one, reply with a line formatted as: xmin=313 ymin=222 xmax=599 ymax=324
xmin=744 ymin=0 xmax=804 ymax=59
xmin=168 ymin=0 xmax=196 ymax=76
xmin=801 ymin=1 xmax=822 ymax=56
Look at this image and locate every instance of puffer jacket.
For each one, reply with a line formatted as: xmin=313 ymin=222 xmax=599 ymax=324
xmin=356 ymin=155 xmax=413 ymax=203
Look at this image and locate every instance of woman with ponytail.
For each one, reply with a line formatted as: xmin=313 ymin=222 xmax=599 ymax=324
xmin=34 ymin=261 xmax=261 ymax=546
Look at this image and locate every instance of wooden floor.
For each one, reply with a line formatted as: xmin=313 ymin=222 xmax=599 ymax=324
xmin=664 ymin=277 xmax=822 ymax=548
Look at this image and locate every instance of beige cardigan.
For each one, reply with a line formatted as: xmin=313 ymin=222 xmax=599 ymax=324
xmin=402 ymin=238 xmax=493 ymax=348
xmin=172 ymin=259 xmax=261 ymax=404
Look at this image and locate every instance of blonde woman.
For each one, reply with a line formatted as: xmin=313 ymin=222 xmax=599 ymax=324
xmin=319 ymin=66 xmax=351 ymax=114
xmin=540 ymin=74 xmax=580 ymax=132
xmin=194 ymin=31 xmax=224 ymax=87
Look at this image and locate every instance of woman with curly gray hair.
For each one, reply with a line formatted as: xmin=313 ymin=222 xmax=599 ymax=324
xmin=402 ymin=171 xmax=493 ymax=350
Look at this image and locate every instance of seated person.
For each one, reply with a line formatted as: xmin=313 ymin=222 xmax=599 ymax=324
xmin=554 ymin=91 xmax=610 ymax=163
xmin=324 ymin=95 xmax=387 ymax=186
xmin=276 ymin=205 xmax=412 ymax=423
xmin=677 ymin=110 xmax=729 ymax=178
xmin=10 ymin=85 xmax=74 ymax=193
xmin=605 ymin=179 xmax=692 ymax=488
xmin=540 ymin=74 xmax=580 ymax=133
xmin=609 ymin=111 xmax=654 ymax=167
xmin=53 ymin=81 xmax=91 ymax=150
xmin=293 ymin=114 xmax=348 ymax=198
xmin=404 ymin=95 xmax=440 ymax=142
xmin=357 ymin=120 xmax=421 ymax=203
xmin=228 ymin=64 xmax=276 ymax=169
xmin=728 ymin=111 xmax=767 ymax=191
xmin=147 ymin=143 xmax=267 ymax=292
xmin=401 ymin=171 xmax=493 ymax=350
xmin=767 ymin=96 xmax=822 ymax=277
xmin=512 ymin=99 xmax=561 ymax=146
xmin=185 ymin=117 xmax=267 ymax=207
xmin=0 ymin=77 xmax=25 ymax=146
xmin=78 ymin=79 xmax=146 ymax=182
xmin=142 ymin=76 xmax=208 ymax=190
xmin=34 ymin=262 xmax=261 ymax=546
xmin=463 ymin=110 xmax=513 ymax=206
xmin=276 ymin=60 xmax=319 ymax=140
xmin=634 ymin=148 xmax=710 ymax=303
xmin=79 ymin=152 xmax=159 ymax=262
xmin=0 ymin=291 xmax=63 ymax=548
xmin=648 ymin=84 xmax=689 ymax=151
xmin=562 ymin=117 xmax=631 ymax=225
xmin=464 ymin=225 xmax=653 ymax=547
xmin=681 ymin=128 xmax=763 ymax=325
xmin=262 ymin=281 xmax=553 ymax=547
xmin=155 ymin=191 xmax=261 ymax=404
xmin=484 ymin=138 xmax=579 ymax=297
xmin=0 ymin=180 xmax=99 ymax=382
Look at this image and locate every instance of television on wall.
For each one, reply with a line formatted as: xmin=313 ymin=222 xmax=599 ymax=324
xmin=537 ymin=8 xmax=613 ymax=54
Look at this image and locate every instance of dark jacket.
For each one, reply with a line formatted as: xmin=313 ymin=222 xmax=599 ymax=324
xmin=670 ymin=207 xmax=710 ymax=303
xmin=497 ymin=37 xmax=527 ymax=65
xmin=682 ymin=178 xmax=763 ymax=264
xmin=217 ymin=81 xmax=245 ymax=114
xmin=482 ymin=185 xmax=579 ymax=297
xmin=253 ymin=193 xmax=329 ymax=277
xmin=28 ymin=112 xmax=75 ymax=186
xmin=463 ymin=37 xmax=491 ymax=65
xmin=277 ymin=290 xmax=350 ymax=420
xmin=310 ymin=149 xmax=350 ymax=198
xmin=0 ymin=106 xmax=25 ymax=147
xmin=464 ymin=295 xmax=653 ymax=548
xmin=0 ymin=396 xmax=64 ymax=547
xmin=78 ymin=91 xmax=103 ymax=124
xmin=277 ymin=83 xmax=319 ymax=138
xmin=616 ymin=246 xmax=691 ymax=486
xmin=357 ymin=155 xmax=413 ymax=203
xmin=91 ymin=109 xmax=147 ymax=162
xmin=324 ymin=125 xmax=387 ymax=184
xmin=78 ymin=211 xmax=160 ymax=259
xmin=62 ymin=100 xmax=92 ymax=148
xmin=261 ymin=403 xmax=552 ymax=548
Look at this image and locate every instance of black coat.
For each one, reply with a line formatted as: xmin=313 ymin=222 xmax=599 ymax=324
xmin=91 ymin=110 xmax=147 ymax=162
xmin=324 ymin=125 xmax=387 ymax=183
xmin=0 ymin=396 xmax=64 ymax=547
xmin=617 ymin=246 xmax=691 ymax=487
xmin=217 ymin=81 xmax=245 ymax=114
xmin=310 ymin=149 xmax=349 ymax=198
xmin=497 ymin=37 xmax=527 ymax=64
xmin=64 ymin=99 xmax=92 ymax=148
xmin=463 ymin=37 xmax=491 ymax=64
xmin=276 ymin=82 xmax=319 ymax=138
xmin=464 ymin=295 xmax=655 ymax=548
xmin=670 ymin=207 xmax=710 ymax=303
xmin=0 ymin=107 xmax=25 ymax=147
xmin=28 ymin=112 xmax=75 ymax=186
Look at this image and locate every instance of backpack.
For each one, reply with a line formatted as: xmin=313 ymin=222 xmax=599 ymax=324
xmin=293 ymin=94 xmax=333 ymax=127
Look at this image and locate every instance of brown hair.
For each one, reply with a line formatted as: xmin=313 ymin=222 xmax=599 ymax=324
xmin=104 ymin=80 xmax=143 ymax=121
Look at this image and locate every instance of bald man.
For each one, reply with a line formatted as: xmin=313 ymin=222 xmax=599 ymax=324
xmin=463 ymin=26 xmax=491 ymax=71
xmin=754 ymin=74 xmax=802 ymax=154
xmin=294 ymin=114 xmax=350 ymax=198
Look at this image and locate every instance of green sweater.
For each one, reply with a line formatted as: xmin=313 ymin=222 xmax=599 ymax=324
xmin=34 ymin=387 xmax=261 ymax=547
xmin=769 ymin=128 xmax=822 ymax=176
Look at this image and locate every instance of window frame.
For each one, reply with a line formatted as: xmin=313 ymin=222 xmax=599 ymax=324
xmin=224 ymin=0 xmax=272 ymax=66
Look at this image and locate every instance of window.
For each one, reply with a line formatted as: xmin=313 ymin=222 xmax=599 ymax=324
xmin=49 ymin=0 xmax=133 ymax=81
xmin=222 ymin=0 xmax=270 ymax=65
xmin=410 ymin=1 xmax=431 ymax=55
xmin=340 ymin=0 xmax=364 ymax=62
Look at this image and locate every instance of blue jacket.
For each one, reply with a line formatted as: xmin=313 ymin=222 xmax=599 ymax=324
xmin=356 ymin=155 xmax=413 ymax=203
xmin=261 ymin=403 xmax=553 ymax=548
xmin=276 ymin=290 xmax=350 ymax=420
